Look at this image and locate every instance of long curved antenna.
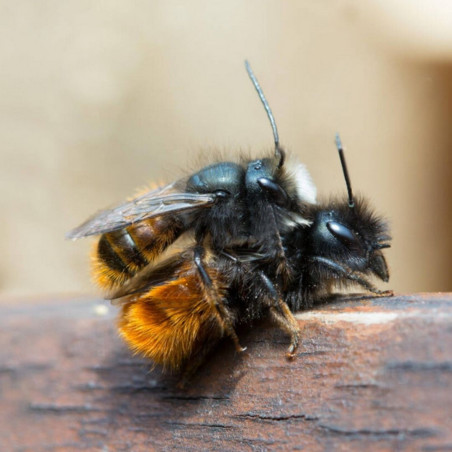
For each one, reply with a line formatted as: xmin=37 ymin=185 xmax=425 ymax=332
xmin=245 ymin=60 xmax=285 ymax=167
xmin=335 ymin=133 xmax=355 ymax=208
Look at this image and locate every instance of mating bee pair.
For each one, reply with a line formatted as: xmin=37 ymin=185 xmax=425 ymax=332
xmin=68 ymin=62 xmax=391 ymax=380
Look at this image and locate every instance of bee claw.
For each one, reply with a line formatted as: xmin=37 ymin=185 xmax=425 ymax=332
xmin=236 ymin=345 xmax=247 ymax=353
xmin=285 ymin=341 xmax=299 ymax=360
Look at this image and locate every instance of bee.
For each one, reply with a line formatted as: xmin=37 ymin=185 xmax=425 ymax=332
xmin=68 ymin=62 xmax=391 ymax=382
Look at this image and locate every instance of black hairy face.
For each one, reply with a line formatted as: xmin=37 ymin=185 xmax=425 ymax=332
xmin=307 ymin=196 xmax=391 ymax=281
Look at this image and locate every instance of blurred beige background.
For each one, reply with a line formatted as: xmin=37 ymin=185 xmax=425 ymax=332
xmin=1 ymin=1 xmax=451 ymax=298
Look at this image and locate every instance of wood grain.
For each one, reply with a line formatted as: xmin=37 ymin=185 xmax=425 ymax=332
xmin=1 ymin=293 xmax=451 ymax=451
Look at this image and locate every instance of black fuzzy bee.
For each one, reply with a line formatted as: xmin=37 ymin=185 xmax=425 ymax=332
xmin=68 ymin=62 xmax=391 ymax=381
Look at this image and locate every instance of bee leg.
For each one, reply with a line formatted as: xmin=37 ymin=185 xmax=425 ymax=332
xmin=259 ymin=272 xmax=300 ymax=359
xmin=312 ymin=256 xmax=393 ymax=296
xmin=269 ymin=306 xmax=300 ymax=359
xmin=270 ymin=215 xmax=292 ymax=284
xmin=193 ymin=247 xmax=246 ymax=354
xmin=256 ymin=204 xmax=291 ymax=285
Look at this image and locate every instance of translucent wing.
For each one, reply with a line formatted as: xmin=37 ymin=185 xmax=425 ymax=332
xmin=67 ymin=182 xmax=217 ymax=240
xmin=109 ymin=244 xmax=262 ymax=301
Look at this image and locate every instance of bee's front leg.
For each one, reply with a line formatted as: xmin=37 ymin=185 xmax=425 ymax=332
xmin=193 ymin=246 xmax=246 ymax=353
xmin=259 ymin=271 xmax=301 ymax=359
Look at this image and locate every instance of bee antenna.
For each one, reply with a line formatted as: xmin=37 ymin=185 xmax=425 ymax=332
xmin=245 ymin=60 xmax=285 ymax=168
xmin=335 ymin=133 xmax=355 ymax=208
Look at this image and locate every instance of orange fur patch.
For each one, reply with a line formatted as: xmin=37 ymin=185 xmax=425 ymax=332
xmin=118 ymin=268 xmax=224 ymax=370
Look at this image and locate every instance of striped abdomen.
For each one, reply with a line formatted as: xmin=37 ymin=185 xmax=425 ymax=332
xmin=92 ymin=216 xmax=184 ymax=290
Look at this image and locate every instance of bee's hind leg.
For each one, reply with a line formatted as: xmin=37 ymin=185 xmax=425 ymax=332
xmin=259 ymin=272 xmax=300 ymax=359
xmin=193 ymin=246 xmax=246 ymax=354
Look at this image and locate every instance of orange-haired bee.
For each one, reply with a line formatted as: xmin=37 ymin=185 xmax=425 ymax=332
xmin=68 ymin=62 xmax=391 ymax=381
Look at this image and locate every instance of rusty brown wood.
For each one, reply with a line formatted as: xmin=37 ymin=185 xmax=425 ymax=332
xmin=0 ymin=293 xmax=451 ymax=451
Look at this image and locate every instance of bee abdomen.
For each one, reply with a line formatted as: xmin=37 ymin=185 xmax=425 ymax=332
xmin=98 ymin=233 xmax=135 ymax=276
xmin=92 ymin=230 xmax=146 ymax=290
xmin=92 ymin=217 xmax=184 ymax=290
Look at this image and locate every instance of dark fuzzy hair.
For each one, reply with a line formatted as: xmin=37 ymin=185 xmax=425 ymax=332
xmin=312 ymin=194 xmax=391 ymax=244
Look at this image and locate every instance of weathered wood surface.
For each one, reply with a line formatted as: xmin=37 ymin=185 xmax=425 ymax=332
xmin=0 ymin=293 xmax=451 ymax=451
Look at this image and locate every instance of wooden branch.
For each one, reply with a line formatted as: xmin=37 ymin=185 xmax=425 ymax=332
xmin=1 ymin=293 xmax=451 ymax=450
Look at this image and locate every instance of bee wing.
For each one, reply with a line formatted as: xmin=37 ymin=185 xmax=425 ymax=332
xmin=110 ymin=244 xmax=266 ymax=302
xmin=66 ymin=182 xmax=217 ymax=240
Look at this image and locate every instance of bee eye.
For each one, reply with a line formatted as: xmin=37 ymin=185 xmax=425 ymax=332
xmin=257 ymin=177 xmax=289 ymax=207
xmin=214 ymin=190 xmax=230 ymax=198
xmin=326 ymin=221 xmax=362 ymax=249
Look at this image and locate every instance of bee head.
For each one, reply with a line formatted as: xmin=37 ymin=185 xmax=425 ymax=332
xmin=245 ymin=156 xmax=285 ymax=199
xmin=244 ymin=62 xmax=317 ymax=209
xmin=309 ymin=197 xmax=391 ymax=282
xmin=292 ymin=134 xmax=392 ymax=294
xmin=244 ymin=61 xmax=291 ymax=205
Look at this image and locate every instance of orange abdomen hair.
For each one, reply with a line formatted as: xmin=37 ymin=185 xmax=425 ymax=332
xmin=91 ymin=216 xmax=184 ymax=290
xmin=118 ymin=264 xmax=225 ymax=370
